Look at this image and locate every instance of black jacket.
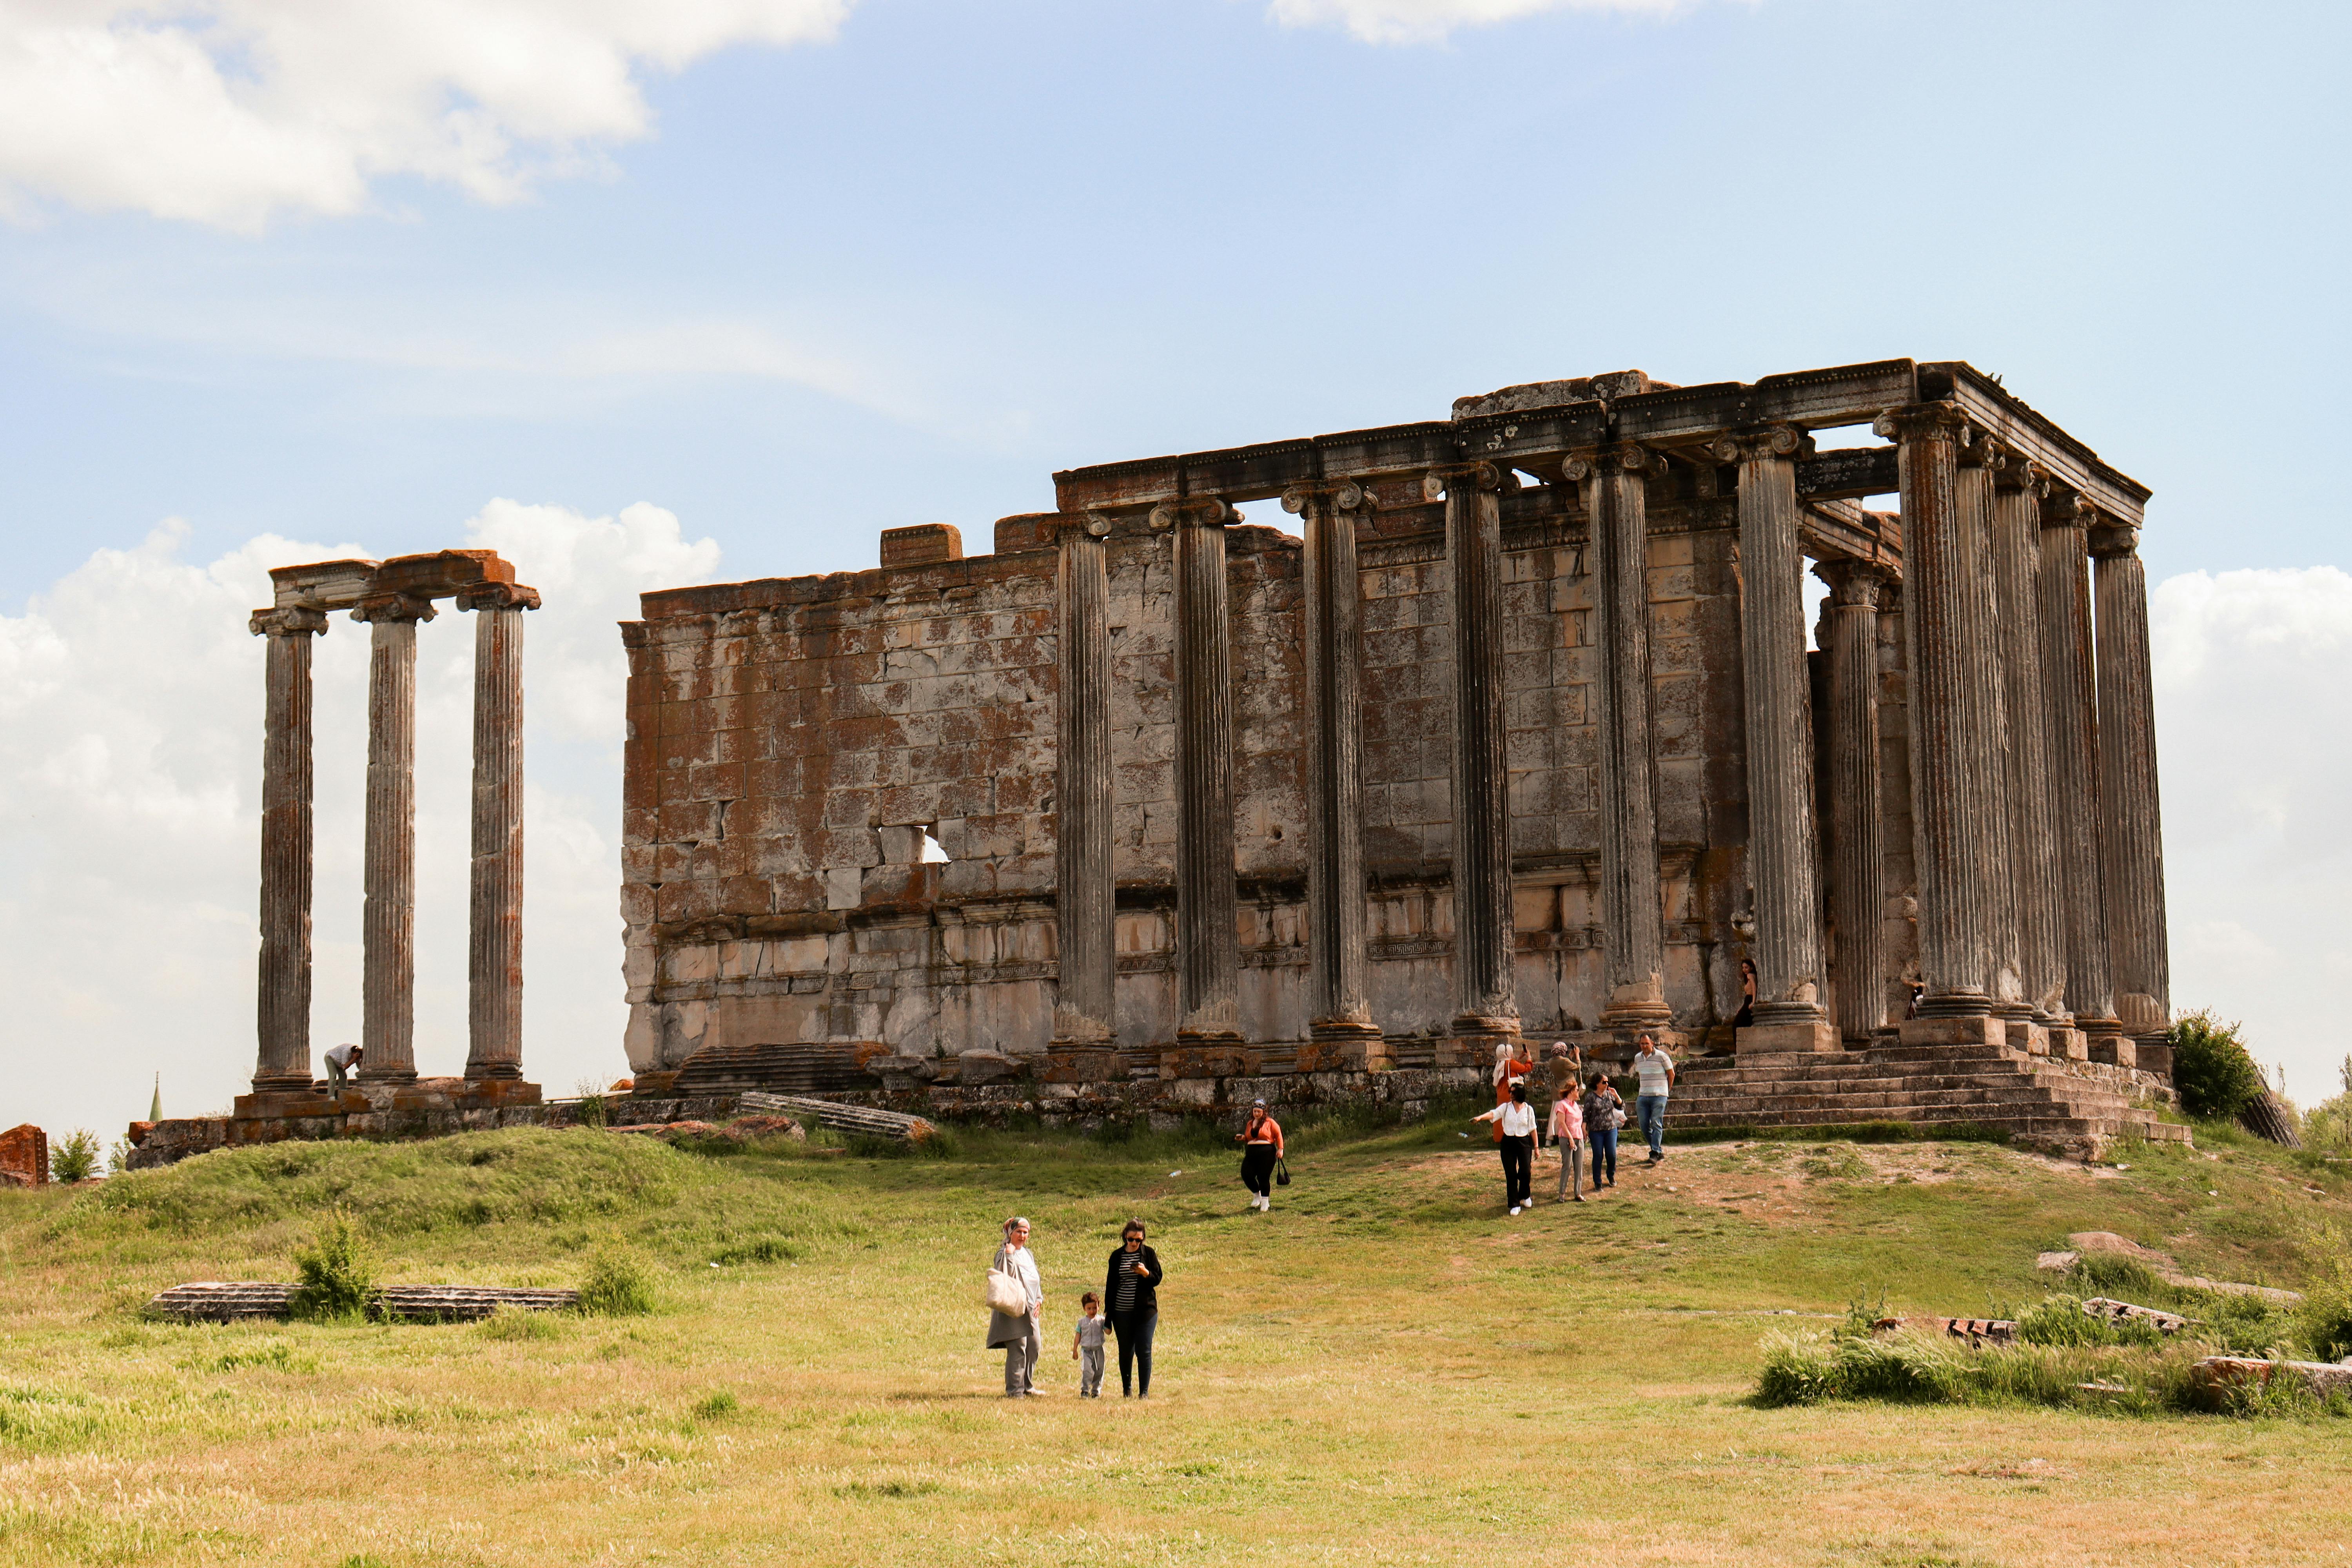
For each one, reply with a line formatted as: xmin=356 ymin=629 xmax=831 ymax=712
xmin=1103 ymin=1244 xmax=1164 ymax=1317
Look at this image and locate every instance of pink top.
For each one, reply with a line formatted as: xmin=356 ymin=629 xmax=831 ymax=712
xmin=1550 ymin=1098 xmax=1584 ymax=1142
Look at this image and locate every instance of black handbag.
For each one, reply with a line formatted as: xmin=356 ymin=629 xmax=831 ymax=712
xmin=1274 ymin=1157 xmax=1291 ymax=1187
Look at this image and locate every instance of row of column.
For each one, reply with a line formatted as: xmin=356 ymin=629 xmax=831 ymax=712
xmin=249 ymin=583 xmax=538 ymax=1094
xmin=1869 ymin=403 xmax=2169 ymax=1046
xmin=1050 ymin=414 xmax=2168 ymax=1056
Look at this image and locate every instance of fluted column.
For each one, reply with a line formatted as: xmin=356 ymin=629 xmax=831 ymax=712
xmin=2038 ymin=490 xmax=2118 ymax=1034
xmin=353 ymin=592 xmax=434 ymax=1082
xmin=1569 ymin=443 xmax=1674 ymax=1031
xmin=461 ymin=583 xmax=537 ymax=1080
xmin=1165 ymin=499 xmax=1241 ymax=1041
xmin=1992 ymin=463 xmax=2067 ymax=1027
xmin=1053 ymin=516 xmax=1117 ymax=1044
xmin=1814 ymin=559 xmax=1892 ymax=1041
xmin=2092 ymin=521 xmax=2171 ymax=1045
xmin=1717 ymin=427 xmax=1831 ymax=1046
xmin=1874 ymin=404 xmax=2003 ymax=1032
xmin=1289 ymin=481 xmax=1382 ymax=1054
xmin=1957 ymin=442 xmax=2027 ymax=1019
xmin=251 ymin=606 xmax=329 ymax=1092
xmin=1427 ymin=461 xmax=1518 ymax=1043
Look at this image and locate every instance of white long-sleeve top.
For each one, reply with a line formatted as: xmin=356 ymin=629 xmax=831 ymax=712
xmin=1474 ymin=1101 xmax=1539 ymax=1138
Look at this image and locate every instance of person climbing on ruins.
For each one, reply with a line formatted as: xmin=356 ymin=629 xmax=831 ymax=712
xmin=1471 ymin=1078 xmax=1539 ymax=1215
xmin=987 ymin=1216 xmax=1044 ymax=1397
xmin=323 ymin=1042 xmax=362 ymax=1095
xmin=1103 ymin=1219 xmax=1164 ymax=1397
xmin=1236 ymin=1100 xmax=1285 ymax=1212
xmin=1582 ymin=1072 xmax=1622 ymax=1189
xmin=1633 ymin=1034 xmax=1676 ymax=1164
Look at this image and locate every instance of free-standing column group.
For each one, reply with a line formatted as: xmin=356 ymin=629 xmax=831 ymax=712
xmin=247 ymin=552 xmax=541 ymax=1099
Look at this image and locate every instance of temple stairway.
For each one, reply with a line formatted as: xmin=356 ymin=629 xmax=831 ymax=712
xmin=1663 ymin=1040 xmax=2190 ymax=1154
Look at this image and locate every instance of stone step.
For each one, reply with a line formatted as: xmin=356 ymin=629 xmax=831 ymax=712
xmin=1671 ymin=1067 xmax=2125 ymax=1097
xmin=1671 ymin=1087 xmax=2112 ymax=1117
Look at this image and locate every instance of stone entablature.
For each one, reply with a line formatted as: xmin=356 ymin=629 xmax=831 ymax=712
xmin=622 ymin=358 xmax=2169 ymax=1094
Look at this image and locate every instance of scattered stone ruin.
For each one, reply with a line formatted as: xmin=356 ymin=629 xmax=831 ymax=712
xmin=621 ymin=359 xmax=2181 ymax=1150
xmin=126 ymin=550 xmax=547 ymax=1167
xmin=0 ymin=1125 xmax=48 ymax=1188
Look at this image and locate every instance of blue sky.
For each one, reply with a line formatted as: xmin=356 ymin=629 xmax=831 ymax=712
xmin=2 ymin=0 xmax=2348 ymax=1134
xmin=4 ymin=0 xmax=2345 ymax=602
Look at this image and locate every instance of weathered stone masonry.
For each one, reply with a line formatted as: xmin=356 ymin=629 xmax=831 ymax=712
xmin=621 ymin=360 xmax=2176 ymax=1144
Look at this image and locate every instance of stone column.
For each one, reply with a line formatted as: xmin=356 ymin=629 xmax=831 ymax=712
xmin=1568 ymin=444 xmax=1675 ymax=1036
xmin=1053 ymin=515 xmax=1118 ymax=1047
xmin=1717 ymin=428 xmax=1833 ymax=1050
xmin=352 ymin=592 xmax=434 ymax=1082
xmin=2039 ymin=490 xmax=2120 ymax=1041
xmin=1423 ymin=461 xmax=1519 ymax=1049
xmin=1992 ymin=463 xmax=2068 ymax=1036
xmin=2092 ymin=520 xmax=2172 ymax=1051
xmin=460 ymin=583 xmax=537 ymax=1081
xmin=1873 ymin=404 xmax=2004 ymax=1040
xmin=1957 ymin=443 xmax=2027 ymax=1023
xmin=1289 ymin=481 xmax=1383 ymax=1063
xmin=1165 ymin=499 xmax=1241 ymax=1041
xmin=250 ymin=606 xmax=329 ymax=1093
xmin=1813 ymin=559 xmax=1892 ymax=1042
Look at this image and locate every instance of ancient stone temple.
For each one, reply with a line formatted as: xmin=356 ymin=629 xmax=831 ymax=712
xmin=127 ymin=550 xmax=546 ymax=1167
xmin=621 ymin=360 xmax=2180 ymax=1148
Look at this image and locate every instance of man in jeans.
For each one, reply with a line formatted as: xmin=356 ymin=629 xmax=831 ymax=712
xmin=1633 ymin=1034 xmax=1675 ymax=1164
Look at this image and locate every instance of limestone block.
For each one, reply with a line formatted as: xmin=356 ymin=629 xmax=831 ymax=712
xmin=1896 ymin=1016 xmax=2007 ymax=1048
xmin=954 ymin=1050 xmax=1025 ymax=1086
xmin=2089 ymin=1036 xmax=2138 ymax=1069
xmin=1735 ymin=1021 xmax=1840 ymax=1054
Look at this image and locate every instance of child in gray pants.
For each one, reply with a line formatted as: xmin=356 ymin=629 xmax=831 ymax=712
xmin=1073 ymin=1293 xmax=1107 ymax=1397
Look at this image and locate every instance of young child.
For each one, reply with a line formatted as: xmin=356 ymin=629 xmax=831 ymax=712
xmin=1072 ymin=1292 xmax=1107 ymax=1397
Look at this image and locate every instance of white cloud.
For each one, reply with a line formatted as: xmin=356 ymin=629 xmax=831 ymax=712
xmin=1265 ymin=0 xmax=1697 ymax=45
xmin=0 ymin=1 xmax=853 ymax=230
xmin=2152 ymin=566 xmax=2352 ymax=1104
xmin=0 ymin=501 xmax=718 ymax=1138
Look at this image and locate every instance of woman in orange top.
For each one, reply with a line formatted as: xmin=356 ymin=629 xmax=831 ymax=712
xmin=1236 ymin=1100 xmax=1284 ymax=1213
xmin=1492 ymin=1041 xmax=1534 ymax=1142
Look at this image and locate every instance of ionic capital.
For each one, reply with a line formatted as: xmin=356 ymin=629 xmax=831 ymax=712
xmin=1993 ymin=453 xmax=2048 ymax=494
xmin=249 ymin=606 xmax=330 ymax=639
xmin=1419 ymin=461 xmax=1513 ymax=502
xmin=1811 ymin=556 xmax=1895 ymax=609
xmin=350 ymin=592 xmax=438 ymax=625
xmin=1708 ymin=425 xmax=1806 ymax=465
xmin=1147 ymin=497 xmax=1237 ymax=532
xmin=2087 ymin=520 xmax=2141 ymax=560
xmin=1871 ymin=402 xmax=1971 ymax=445
xmin=457 ymin=582 xmax=543 ymax=613
xmin=1560 ymin=443 xmax=1665 ymax=483
xmin=2038 ymin=486 xmax=2096 ymax=530
xmin=1281 ymin=479 xmax=1374 ymax=515
xmin=1956 ymin=430 xmax=2007 ymax=470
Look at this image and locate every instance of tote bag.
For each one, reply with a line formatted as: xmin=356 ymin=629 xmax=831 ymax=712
xmin=985 ymin=1265 xmax=1029 ymax=1317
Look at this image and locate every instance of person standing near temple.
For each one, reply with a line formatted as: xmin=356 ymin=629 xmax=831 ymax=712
xmin=1103 ymin=1219 xmax=1164 ymax=1398
xmin=1583 ymin=1072 xmax=1623 ymax=1190
xmin=987 ymin=1216 xmax=1044 ymax=1397
xmin=323 ymin=1041 xmax=362 ymax=1095
xmin=1236 ymin=1100 xmax=1285 ymax=1213
xmin=1490 ymin=1041 xmax=1533 ymax=1144
xmin=1537 ymin=1041 xmax=1581 ymax=1156
xmin=1471 ymin=1078 xmax=1539 ymax=1216
xmin=1633 ymin=1034 xmax=1676 ymax=1164
xmin=1733 ymin=959 xmax=1757 ymax=1032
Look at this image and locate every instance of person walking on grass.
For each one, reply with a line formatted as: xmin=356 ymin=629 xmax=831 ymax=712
xmin=1236 ymin=1100 xmax=1285 ymax=1212
xmin=1104 ymin=1219 xmax=1164 ymax=1398
xmin=987 ymin=1216 xmax=1044 ymax=1398
xmin=1073 ymin=1291 xmax=1108 ymax=1398
xmin=1582 ymin=1072 xmax=1622 ymax=1190
xmin=1470 ymin=1078 xmax=1538 ymax=1215
xmin=1550 ymin=1080 xmax=1588 ymax=1202
xmin=1633 ymin=1033 xmax=1676 ymax=1164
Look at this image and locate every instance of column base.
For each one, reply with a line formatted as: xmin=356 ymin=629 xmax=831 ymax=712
xmin=2131 ymin=1039 xmax=2172 ymax=1076
xmin=1439 ymin=1015 xmax=1521 ymax=1070
xmin=1158 ymin=1044 xmax=1258 ymax=1080
xmin=1897 ymin=1015 xmax=2008 ymax=1048
xmin=356 ymin=1068 xmax=419 ymax=1085
xmin=1302 ymin=1020 xmax=1389 ymax=1072
xmin=1735 ymin=1020 xmax=1841 ymax=1054
xmin=2004 ymin=1020 xmax=2049 ymax=1055
xmin=1571 ymin=1026 xmax=1690 ymax=1065
xmin=1041 ymin=1047 xmax=1125 ymax=1084
xmin=2089 ymin=1036 xmax=2138 ymax=1069
xmin=464 ymin=1062 xmax=525 ymax=1082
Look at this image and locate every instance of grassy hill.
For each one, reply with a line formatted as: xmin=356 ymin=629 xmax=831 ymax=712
xmin=2 ymin=1104 xmax=2348 ymax=1566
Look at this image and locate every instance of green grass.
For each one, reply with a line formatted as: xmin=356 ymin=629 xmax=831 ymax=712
xmin=2 ymin=1114 xmax=2350 ymax=1565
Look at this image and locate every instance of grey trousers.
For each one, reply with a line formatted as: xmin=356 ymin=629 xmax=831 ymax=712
xmin=1556 ymin=1139 xmax=1584 ymax=1198
xmin=1079 ymin=1344 xmax=1104 ymax=1396
xmin=1003 ymin=1313 xmax=1039 ymax=1396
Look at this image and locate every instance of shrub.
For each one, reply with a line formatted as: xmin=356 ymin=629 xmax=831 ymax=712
xmin=2068 ymin=1252 xmax=2169 ymax=1303
xmin=578 ymin=1244 xmax=658 ymax=1316
xmin=49 ymin=1129 xmax=102 ymax=1184
xmin=289 ymin=1209 xmax=377 ymax=1321
xmin=2298 ymin=1227 xmax=2352 ymax=1363
xmin=2170 ymin=1011 xmax=2266 ymax=1121
xmin=2016 ymin=1296 xmax=2164 ymax=1349
xmin=477 ymin=1308 xmax=568 ymax=1342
